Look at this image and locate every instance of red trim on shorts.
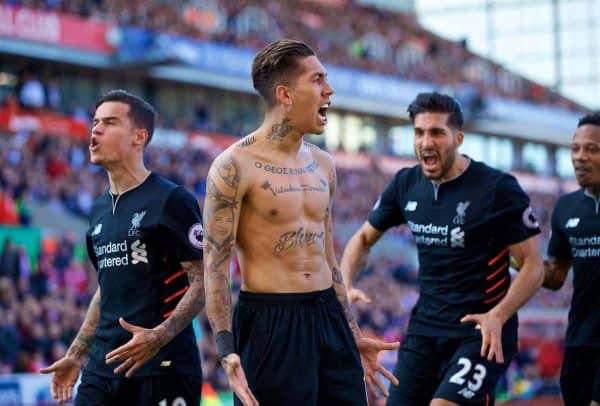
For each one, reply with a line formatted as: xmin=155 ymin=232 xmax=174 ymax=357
xmin=485 ymin=394 xmax=490 ymax=406
xmin=164 ymin=269 xmax=185 ymax=284
xmin=163 ymin=286 xmax=188 ymax=303
xmin=488 ymin=247 xmax=509 ymax=266
xmin=163 ymin=310 xmax=174 ymax=319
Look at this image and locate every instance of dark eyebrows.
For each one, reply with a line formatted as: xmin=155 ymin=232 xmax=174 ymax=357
xmin=414 ymin=126 xmax=447 ymax=133
xmin=92 ymin=116 xmax=120 ymax=125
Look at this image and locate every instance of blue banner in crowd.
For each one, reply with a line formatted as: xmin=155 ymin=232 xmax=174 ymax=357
xmin=116 ymin=26 xmax=432 ymax=106
xmin=115 ymin=26 xmax=581 ymax=132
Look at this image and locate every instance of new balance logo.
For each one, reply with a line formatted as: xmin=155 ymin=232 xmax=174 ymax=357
xmin=91 ymin=223 xmax=102 ymax=236
xmin=565 ymin=218 xmax=580 ymax=228
xmin=131 ymin=240 xmax=148 ymax=264
xmin=404 ymin=201 xmax=418 ymax=211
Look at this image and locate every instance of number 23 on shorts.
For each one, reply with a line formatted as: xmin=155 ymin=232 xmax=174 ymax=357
xmin=448 ymin=357 xmax=488 ymax=400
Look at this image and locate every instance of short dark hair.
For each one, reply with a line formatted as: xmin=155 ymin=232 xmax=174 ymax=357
xmin=95 ymin=89 xmax=156 ymax=145
xmin=252 ymin=39 xmax=315 ymax=108
xmin=577 ymin=112 xmax=600 ymax=128
xmin=407 ymin=92 xmax=464 ymax=130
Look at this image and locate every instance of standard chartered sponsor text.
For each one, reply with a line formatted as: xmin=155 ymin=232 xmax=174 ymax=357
xmin=569 ymin=235 xmax=600 ymax=258
xmin=409 ymin=221 xmax=449 ymax=247
xmin=94 ymin=240 xmax=129 ymax=269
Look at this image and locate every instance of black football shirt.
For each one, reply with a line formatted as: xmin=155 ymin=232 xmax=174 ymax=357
xmin=547 ymin=188 xmax=600 ymax=348
xmin=368 ymin=159 xmax=540 ymax=338
xmin=85 ymin=173 xmax=204 ymax=377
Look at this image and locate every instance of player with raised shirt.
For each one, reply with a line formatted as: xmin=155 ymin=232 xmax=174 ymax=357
xmin=341 ymin=92 xmax=544 ymax=405
xmin=544 ymin=113 xmax=600 ymax=406
xmin=41 ymin=90 xmax=205 ymax=405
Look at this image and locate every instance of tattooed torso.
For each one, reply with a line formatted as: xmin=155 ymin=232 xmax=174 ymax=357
xmin=205 ymin=137 xmax=334 ymax=293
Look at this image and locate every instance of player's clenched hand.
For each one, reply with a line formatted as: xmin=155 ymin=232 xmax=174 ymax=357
xmin=356 ymin=337 xmax=400 ymax=398
xmin=347 ymin=287 xmax=372 ymax=305
xmin=40 ymin=356 xmax=81 ymax=404
xmin=105 ymin=317 xmax=166 ymax=378
xmin=221 ymin=353 xmax=259 ymax=406
xmin=461 ymin=312 xmax=505 ymax=363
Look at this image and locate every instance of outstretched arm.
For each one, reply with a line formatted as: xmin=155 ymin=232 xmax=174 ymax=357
xmin=462 ymin=235 xmax=544 ymax=363
xmin=324 ymin=162 xmax=399 ymax=398
xmin=40 ymin=287 xmax=101 ymax=404
xmin=340 ymin=221 xmax=385 ymax=304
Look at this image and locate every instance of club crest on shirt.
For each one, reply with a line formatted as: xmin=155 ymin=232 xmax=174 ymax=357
xmin=188 ymin=223 xmax=204 ymax=249
xmin=128 ymin=210 xmax=146 ymax=236
xmin=453 ymin=201 xmax=470 ymax=225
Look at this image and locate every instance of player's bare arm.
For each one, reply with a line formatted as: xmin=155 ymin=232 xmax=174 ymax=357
xmin=40 ymin=287 xmax=101 ymax=404
xmin=341 ymin=221 xmax=385 ymax=303
xmin=323 ymin=159 xmax=360 ymax=338
xmin=204 ymin=152 xmax=244 ymax=335
xmin=323 ymin=155 xmax=400 ymax=397
xmin=542 ymin=257 xmax=572 ymax=290
xmin=462 ymin=235 xmax=544 ymax=363
xmin=204 ymin=150 xmax=257 ymax=406
xmin=105 ymin=260 xmax=206 ymax=377
xmin=69 ymin=287 xmax=101 ymax=360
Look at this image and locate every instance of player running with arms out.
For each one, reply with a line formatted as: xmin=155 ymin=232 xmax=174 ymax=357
xmin=544 ymin=113 xmax=600 ymax=406
xmin=341 ymin=92 xmax=544 ymax=406
xmin=203 ymin=39 xmax=399 ymax=406
xmin=41 ymin=90 xmax=205 ymax=405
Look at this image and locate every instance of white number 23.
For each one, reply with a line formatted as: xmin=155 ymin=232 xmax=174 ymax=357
xmin=448 ymin=357 xmax=487 ymax=391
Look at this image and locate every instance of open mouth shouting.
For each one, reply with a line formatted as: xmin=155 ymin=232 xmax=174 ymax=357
xmin=89 ymin=137 xmax=100 ymax=153
xmin=317 ymin=102 xmax=330 ymax=125
xmin=421 ymin=150 xmax=440 ymax=172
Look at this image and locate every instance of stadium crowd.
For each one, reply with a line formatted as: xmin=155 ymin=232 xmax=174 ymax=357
xmin=3 ymin=0 xmax=582 ymax=111
xmin=0 ymin=126 xmax=571 ymax=399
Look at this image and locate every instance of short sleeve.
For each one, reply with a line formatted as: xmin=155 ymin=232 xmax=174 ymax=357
xmin=160 ymin=187 xmax=204 ymax=261
xmin=489 ymin=174 xmax=540 ymax=246
xmin=547 ymin=200 xmax=572 ymax=260
xmin=85 ymin=232 xmax=98 ymax=271
xmin=368 ymin=172 xmax=406 ymax=231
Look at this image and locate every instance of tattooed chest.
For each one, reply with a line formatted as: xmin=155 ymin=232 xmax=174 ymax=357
xmin=253 ymin=179 xmax=328 ymax=222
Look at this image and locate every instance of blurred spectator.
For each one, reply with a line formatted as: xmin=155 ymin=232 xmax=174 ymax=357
xmin=18 ymin=72 xmax=46 ymax=110
xmin=0 ymin=239 xmax=20 ymax=281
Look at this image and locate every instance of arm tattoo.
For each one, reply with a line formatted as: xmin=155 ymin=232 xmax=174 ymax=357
xmin=67 ymin=288 xmax=101 ymax=360
xmin=204 ymin=154 xmax=241 ymax=334
xmin=266 ymin=117 xmax=291 ymax=141
xmin=324 ymin=164 xmax=360 ymax=337
xmin=156 ymin=260 xmax=205 ymax=347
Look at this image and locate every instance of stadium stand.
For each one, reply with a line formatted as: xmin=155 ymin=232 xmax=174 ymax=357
xmin=0 ymin=0 xmax=579 ymax=403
